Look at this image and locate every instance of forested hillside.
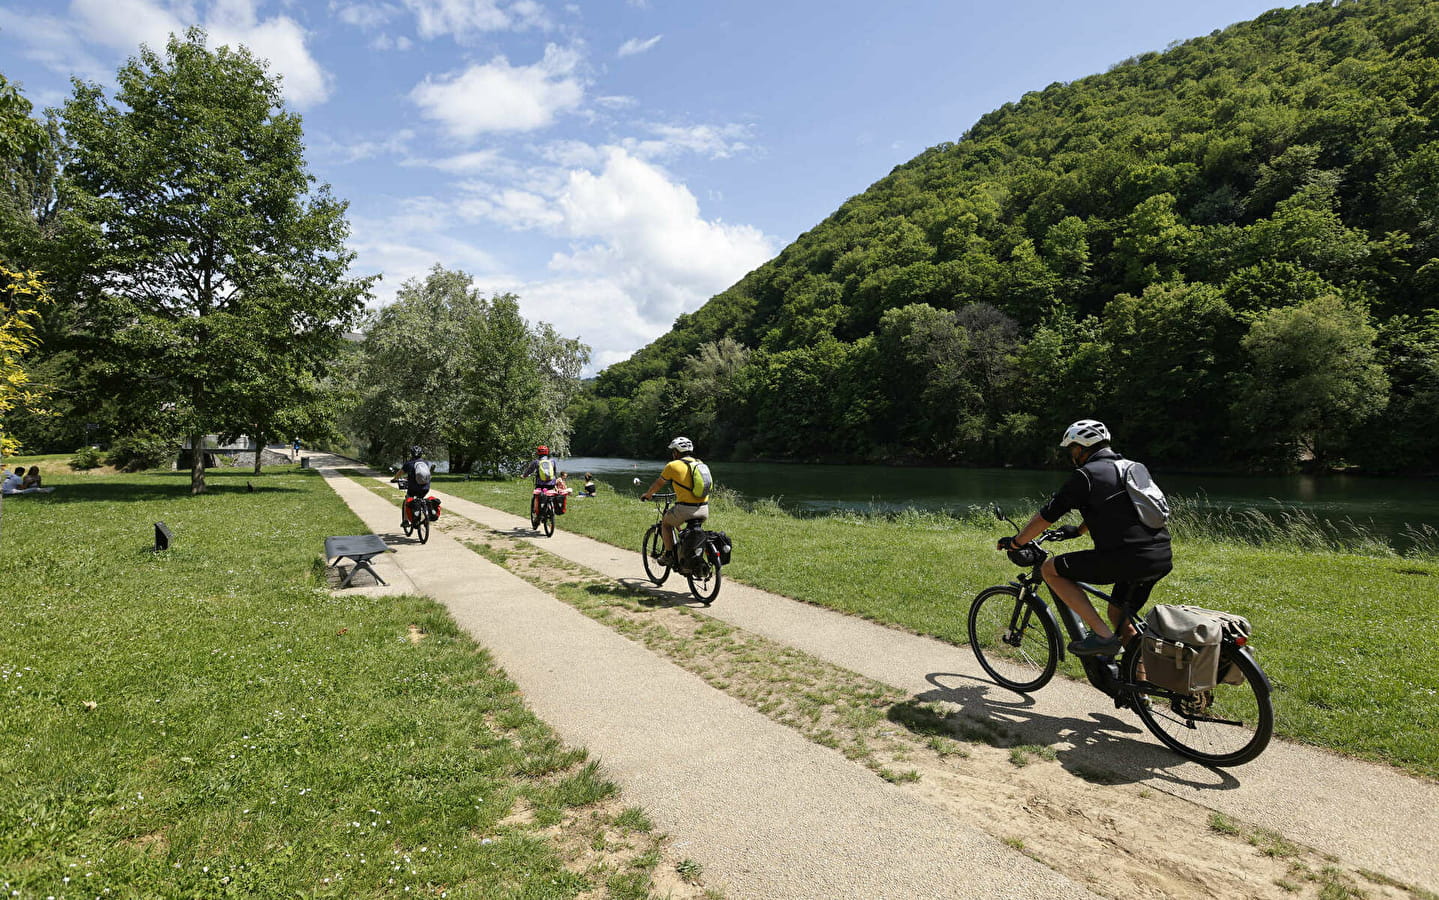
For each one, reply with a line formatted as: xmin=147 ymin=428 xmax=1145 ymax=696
xmin=572 ymin=0 xmax=1439 ymax=473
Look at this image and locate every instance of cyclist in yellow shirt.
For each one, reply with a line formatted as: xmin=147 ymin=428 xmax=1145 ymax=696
xmin=640 ymin=436 xmax=712 ymax=566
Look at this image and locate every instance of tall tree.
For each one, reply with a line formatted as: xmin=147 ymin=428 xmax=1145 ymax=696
xmin=351 ymin=266 xmax=588 ymax=475
xmin=1235 ymin=295 xmax=1389 ymax=467
xmin=61 ymin=29 xmax=370 ymax=493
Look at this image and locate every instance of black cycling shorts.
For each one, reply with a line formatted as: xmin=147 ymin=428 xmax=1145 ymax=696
xmin=1053 ymin=547 xmax=1173 ymax=612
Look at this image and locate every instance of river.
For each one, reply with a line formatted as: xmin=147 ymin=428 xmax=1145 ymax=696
xmin=559 ymin=456 xmax=1439 ymax=550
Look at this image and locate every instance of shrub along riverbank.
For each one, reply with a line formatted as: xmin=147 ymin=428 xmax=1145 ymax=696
xmin=434 ymin=476 xmax=1439 ymax=780
xmin=0 ymin=461 xmax=673 ymax=898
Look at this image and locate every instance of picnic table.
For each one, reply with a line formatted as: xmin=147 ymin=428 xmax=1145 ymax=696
xmin=325 ymin=534 xmax=390 ymax=588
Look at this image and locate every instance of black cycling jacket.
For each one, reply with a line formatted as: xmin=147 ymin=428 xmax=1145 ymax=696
xmin=1039 ymin=448 xmax=1171 ymax=552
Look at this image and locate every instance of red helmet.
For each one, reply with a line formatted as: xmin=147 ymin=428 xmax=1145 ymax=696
xmin=536 ymin=445 xmax=549 ymax=456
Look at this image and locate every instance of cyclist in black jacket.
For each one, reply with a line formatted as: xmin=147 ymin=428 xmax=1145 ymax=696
xmin=998 ymin=419 xmax=1172 ymax=656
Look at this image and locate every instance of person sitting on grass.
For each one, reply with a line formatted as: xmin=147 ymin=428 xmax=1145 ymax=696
xmin=21 ymin=466 xmax=42 ymax=490
xmin=582 ymin=473 xmax=597 ymax=497
xmin=1 ymin=467 xmax=22 ymax=494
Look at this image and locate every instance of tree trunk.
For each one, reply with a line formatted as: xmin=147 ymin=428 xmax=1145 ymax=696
xmin=190 ymin=431 xmax=207 ymax=495
xmin=253 ymin=427 xmax=265 ymax=475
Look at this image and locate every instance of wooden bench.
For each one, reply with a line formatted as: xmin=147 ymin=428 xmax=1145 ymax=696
xmin=324 ymin=534 xmax=390 ymax=588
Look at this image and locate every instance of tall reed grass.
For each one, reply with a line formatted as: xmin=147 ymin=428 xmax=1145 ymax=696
xmin=717 ymin=487 xmax=1438 ymax=559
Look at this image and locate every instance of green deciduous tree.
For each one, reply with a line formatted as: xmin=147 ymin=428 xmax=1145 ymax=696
xmin=62 ymin=30 xmax=371 ymax=493
xmin=350 ymin=266 xmax=588 ymax=476
xmin=1234 ymin=294 xmax=1388 ymax=467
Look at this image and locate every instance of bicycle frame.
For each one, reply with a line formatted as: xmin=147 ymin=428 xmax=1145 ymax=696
xmin=1007 ymin=565 xmax=1134 ymax=696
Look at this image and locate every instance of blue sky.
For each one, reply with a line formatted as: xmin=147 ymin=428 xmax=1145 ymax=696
xmin=1 ymin=0 xmax=1286 ymax=371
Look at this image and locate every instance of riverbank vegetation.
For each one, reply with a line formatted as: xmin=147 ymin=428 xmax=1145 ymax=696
xmin=0 ymin=462 xmax=674 ymax=898
xmin=573 ymin=0 xmax=1439 ymax=475
xmin=434 ymin=476 xmax=1439 ymax=779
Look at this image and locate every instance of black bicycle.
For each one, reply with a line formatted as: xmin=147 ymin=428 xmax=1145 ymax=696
xmin=642 ymin=492 xmax=722 ymax=603
xmin=394 ymin=477 xmax=431 ymax=545
xmin=969 ymin=506 xmax=1273 ymax=767
xmin=531 ymin=489 xmax=558 ymax=537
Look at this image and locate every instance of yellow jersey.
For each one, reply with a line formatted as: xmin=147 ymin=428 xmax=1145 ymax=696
xmin=661 ymin=457 xmax=709 ymax=504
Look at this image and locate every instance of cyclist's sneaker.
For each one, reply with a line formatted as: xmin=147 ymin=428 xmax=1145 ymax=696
xmin=1068 ymin=633 xmax=1122 ymax=656
xmin=657 ymin=549 xmax=676 ymax=566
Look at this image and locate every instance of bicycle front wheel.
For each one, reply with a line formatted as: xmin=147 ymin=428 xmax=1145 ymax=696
xmin=1124 ymin=643 xmax=1273 ymax=767
xmin=641 ymin=524 xmax=670 ymax=585
xmin=968 ymin=585 xmax=1061 ymax=693
xmin=687 ymin=559 xmax=721 ymax=604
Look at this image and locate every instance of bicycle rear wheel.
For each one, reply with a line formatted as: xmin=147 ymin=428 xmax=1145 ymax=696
xmin=1123 ymin=643 xmax=1273 ymax=766
xmin=968 ymin=585 xmax=1061 ymax=693
xmin=415 ymin=501 xmax=430 ymax=544
xmin=541 ymin=502 xmax=555 ymax=537
xmin=641 ymin=523 xmax=670 ymax=585
xmin=687 ymin=559 xmax=721 ymax=604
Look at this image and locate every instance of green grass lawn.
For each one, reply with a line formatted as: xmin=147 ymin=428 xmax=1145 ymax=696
xmin=0 ymin=461 xmax=664 ymax=898
xmin=432 ymin=475 xmax=1439 ymax=780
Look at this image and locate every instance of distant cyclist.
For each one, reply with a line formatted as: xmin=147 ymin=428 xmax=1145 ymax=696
xmin=998 ymin=419 xmax=1172 ymax=656
xmin=640 ymin=436 xmax=713 ymax=566
xmin=391 ymin=445 xmax=433 ymax=528
xmin=520 ymin=445 xmax=560 ymax=524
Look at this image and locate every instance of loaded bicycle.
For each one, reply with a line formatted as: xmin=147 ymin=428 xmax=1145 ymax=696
xmin=392 ymin=475 xmax=432 ymax=545
xmin=530 ymin=488 xmax=560 ymax=537
xmin=970 ymin=506 xmax=1273 ymax=766
xmin=641 ymin=492 xmax=726 ymax=603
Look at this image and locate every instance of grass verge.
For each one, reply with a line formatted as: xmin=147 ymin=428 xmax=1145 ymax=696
xmin=425 ymin=475 xmax=1439 ymax=780
xmin=0 ymin=460 xmax=677 ymax=899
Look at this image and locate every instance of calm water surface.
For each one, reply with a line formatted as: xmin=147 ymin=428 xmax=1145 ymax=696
xmin=561 ymin=456 xmax=1439 ymax=548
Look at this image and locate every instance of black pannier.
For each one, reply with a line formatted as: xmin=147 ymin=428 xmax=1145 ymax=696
xmin=705 ymin=530 xmax=733 ymax=565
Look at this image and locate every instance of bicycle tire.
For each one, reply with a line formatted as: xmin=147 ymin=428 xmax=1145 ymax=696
xmin=542 ymin=506 xmax=555 ymax=537
xmin=641 ymin=523 xmax=670 ymax=585
xmin=968 ymin=585 xmax=1061 ymax=693
xmin=1123 ymin=643 xmax=1273 ymax=767
xmin=415 ymin=501 xmax=430 ymax=544
xmin=687 ymin=559 xmax=722 ymax=604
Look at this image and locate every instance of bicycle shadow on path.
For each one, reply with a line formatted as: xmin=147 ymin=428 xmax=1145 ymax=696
xmin=612 ymin=576 xmax=706 ymax=609
xmin=912 ymin=673 xmax=1243 ymax=793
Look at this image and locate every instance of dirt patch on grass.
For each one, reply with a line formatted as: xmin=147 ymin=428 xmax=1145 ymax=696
xmin=437 ymin=513 xmax=1426 ymax=900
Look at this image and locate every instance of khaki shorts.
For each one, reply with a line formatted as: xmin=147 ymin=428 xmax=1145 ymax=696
xmin=663 ymin=503 xmax=709 ymax=528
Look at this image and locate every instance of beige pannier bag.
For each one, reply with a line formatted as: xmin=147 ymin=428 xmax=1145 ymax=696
xmin=1141 ymin=605 xmax=1223 ymax=693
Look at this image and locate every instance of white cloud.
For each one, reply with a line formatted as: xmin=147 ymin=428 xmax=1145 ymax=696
xmin=617 ymin=34 xmax=660 ymax=57
xmin=425 ymin=149 xmax=506 ymax=173
xmin=410 ymin=44 xmax=584 ymax=138
xmin=308 ymin=128 xmax=416 ymax=165
xmin=9 ymin=0 xmax=331 ymax=108
xmin=0 ymin=6 xmax=111 ymax=84
xmin=547 ymin=147 xmax=773 ymax=324
xmin=206 ymin=2 xmax=331 ymax=107
xmin=401 ymin=0 xmax=548 ymax=41
xmin=370 ymin=33 xmax=414 ymax=50
xmin=406 ymin=146 xmax=773 ymax=369
xmin=348 ymin=205 xmax=509 ymax=307
xmin=330 ymin=1 xmax=402 ymax=29
xmin=622 ymin=123 xmax=751 ymax=160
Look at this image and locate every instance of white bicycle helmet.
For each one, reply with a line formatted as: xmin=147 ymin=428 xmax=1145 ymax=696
xmin=1059 ymin=419 xmax=1110 ymax=448
xmin=668 ymin=436 xmax=694 ymax=453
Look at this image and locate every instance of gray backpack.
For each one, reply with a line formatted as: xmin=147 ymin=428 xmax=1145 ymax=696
xmin=1114 ymin=459 xmax=1169 ymax=529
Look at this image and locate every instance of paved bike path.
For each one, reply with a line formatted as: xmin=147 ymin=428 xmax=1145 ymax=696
xmin=419 ymin=484 xmax=1439 ymax=894
xmin=317 ymin=466 xmax=1099 ymax=899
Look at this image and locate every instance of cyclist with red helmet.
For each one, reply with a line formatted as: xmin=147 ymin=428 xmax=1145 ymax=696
xmin=520 ymin=445 xmax=560 ymax=526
